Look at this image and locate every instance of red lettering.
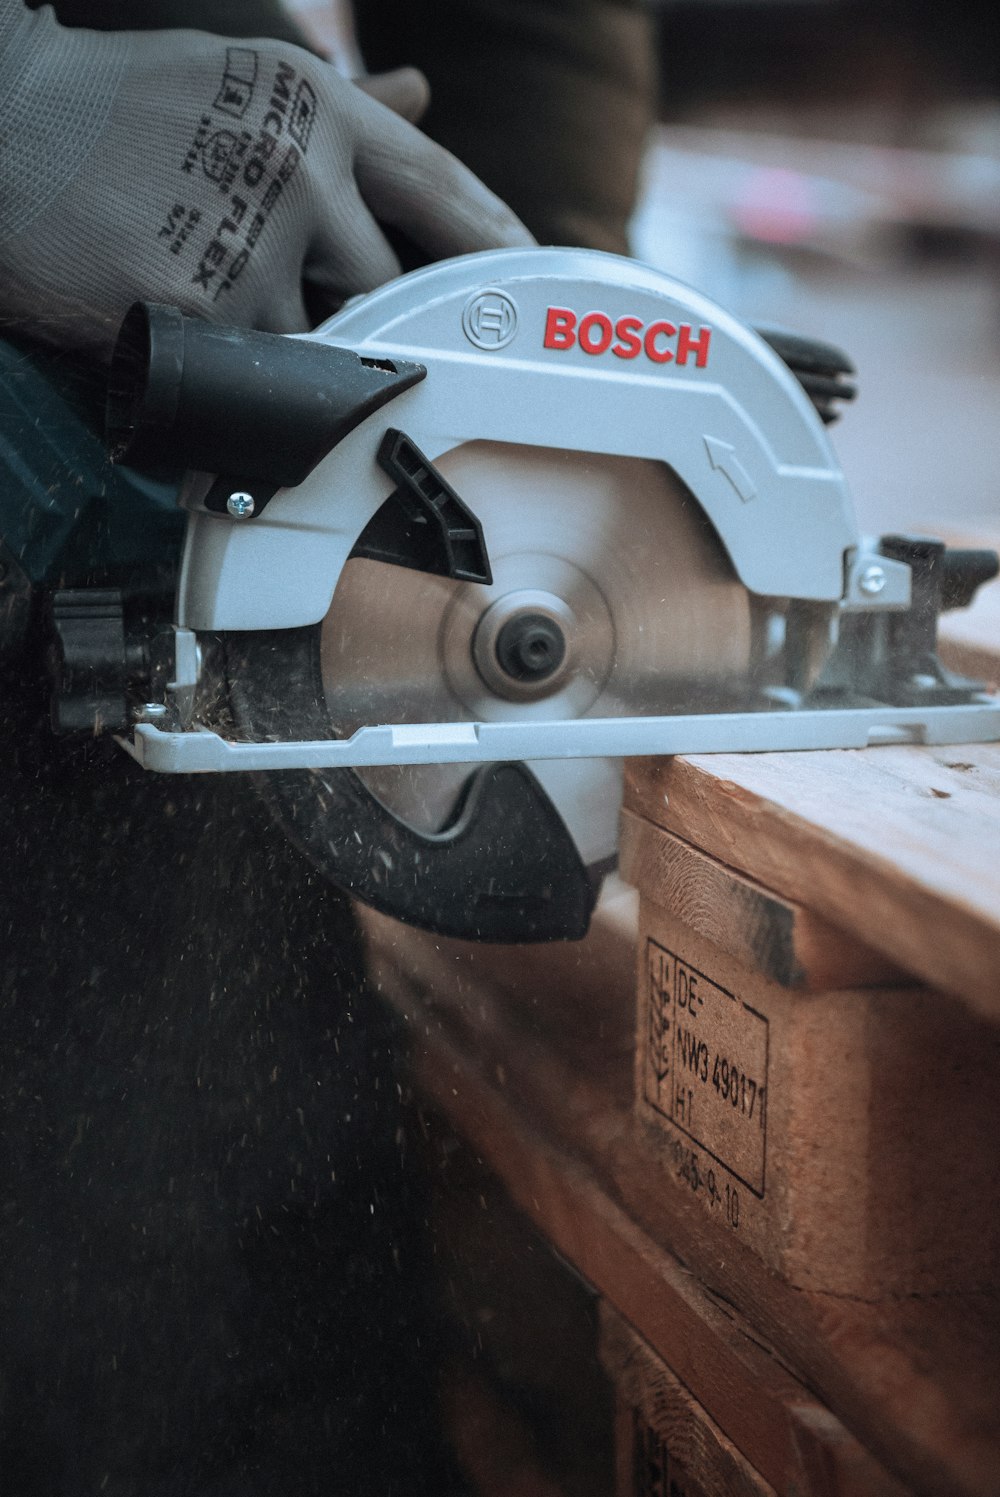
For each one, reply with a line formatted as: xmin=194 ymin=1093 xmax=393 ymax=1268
xmin=612 ymin=315 xmax=643 ymax=359
xmin=644 ymin=320 xmax=676 ymax=364
xmin=544 ymin=306 xmax=577 ymax=350
xmin=578 ymin=311 xmax=613 ymax=355
xmin=542 ymin=306 xmax=713 ymax=368
xmin=676 ymin=323 xmax=712 ymax=368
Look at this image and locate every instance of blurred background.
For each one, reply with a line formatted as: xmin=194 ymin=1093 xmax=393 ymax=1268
xmin=291 ymin=0 xmax=999 ymax=538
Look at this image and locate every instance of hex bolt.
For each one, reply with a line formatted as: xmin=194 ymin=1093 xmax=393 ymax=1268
xmin=858 ymin=563 xmax=887 ymax=596
xmin=227 ymin=491 xmax=255 ymax=519
xmin=495 ymin=613 xmax=567 ymax=682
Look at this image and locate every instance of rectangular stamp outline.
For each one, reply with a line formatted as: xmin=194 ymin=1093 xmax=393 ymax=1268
xmin=643 ymin=937 xmax=769 ymax=1199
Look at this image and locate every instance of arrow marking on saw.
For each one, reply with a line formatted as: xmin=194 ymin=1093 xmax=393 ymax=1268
xmin=704 ymin=436 xmax=757 ymax=503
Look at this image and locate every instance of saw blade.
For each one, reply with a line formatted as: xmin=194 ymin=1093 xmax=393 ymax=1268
xmin=320 ymin=442 xmax=756 ymax=868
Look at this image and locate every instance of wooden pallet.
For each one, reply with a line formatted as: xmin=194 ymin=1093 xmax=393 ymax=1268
xmin=622 ymin=803 xmax=1000 ymax=1299
xmin=362 ymin=893 xmax=998 ymax=1496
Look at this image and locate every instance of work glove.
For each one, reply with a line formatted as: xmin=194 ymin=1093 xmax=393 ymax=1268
xmin=0 ymin=1 xmax=532 ymax=359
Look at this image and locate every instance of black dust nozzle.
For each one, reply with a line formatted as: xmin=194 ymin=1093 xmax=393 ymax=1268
xmin=105 ymin=302 xmax=426 ymax=492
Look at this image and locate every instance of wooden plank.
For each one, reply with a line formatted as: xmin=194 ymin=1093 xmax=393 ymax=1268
xmin=362 ymin=912 xmax=1000 ymax=1497
xmin=622 ymin=743 xmax=1000 ymax=1021
xmin=635 ymin=898 xmax=1000 ymax=1297
xmin=619 ymin=808 xmax=905 ymax=990
xmin=600 ymin=1303 xmax=777 ymax=1497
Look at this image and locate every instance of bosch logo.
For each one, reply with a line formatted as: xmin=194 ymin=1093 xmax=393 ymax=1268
xmin=462 ymin=289 xmax=519 ymax=350
xmin=543 ymin=306 xmax=712 ymax=367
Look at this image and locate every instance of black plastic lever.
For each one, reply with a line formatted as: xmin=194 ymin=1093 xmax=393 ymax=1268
xmin=355 ymin=428 xmax=492 ymax=585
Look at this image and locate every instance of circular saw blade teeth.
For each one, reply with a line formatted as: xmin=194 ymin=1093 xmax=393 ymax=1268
xmin=320 ymin=441 xmax=756 ymax=864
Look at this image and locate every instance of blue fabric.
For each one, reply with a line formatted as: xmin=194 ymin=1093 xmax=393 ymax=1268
xmin=0 ymin=337 xmax=184 ymax=587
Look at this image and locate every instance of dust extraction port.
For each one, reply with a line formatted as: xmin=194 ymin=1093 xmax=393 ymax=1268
xmin=106 ymin=301 xmax=425 ymax=491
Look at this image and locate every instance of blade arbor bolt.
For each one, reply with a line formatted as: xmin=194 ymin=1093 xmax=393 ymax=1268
xmin=470 ymin=590 xmax=578 ymax=703
xmin=495 ymin=612 xmax=568 ymax=683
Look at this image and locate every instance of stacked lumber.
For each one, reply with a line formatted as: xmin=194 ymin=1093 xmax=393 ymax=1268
xmin=359 ymin=540 xmax=1000 ymax=1496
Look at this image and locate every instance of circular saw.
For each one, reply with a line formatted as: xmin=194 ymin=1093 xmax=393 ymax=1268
xmin=46 ymin=248 xmax=1000 ymax=941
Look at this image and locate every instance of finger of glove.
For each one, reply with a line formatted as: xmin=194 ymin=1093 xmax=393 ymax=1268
xmin=307 ymin=183 xmax=403 ymax=297
xmin=353 ymin=67 xmax=430 ymax=125
xmin=354 ymin=106 xmax=535 ymax=258
xmin=253 ymin=284 xmax=311 ymax=336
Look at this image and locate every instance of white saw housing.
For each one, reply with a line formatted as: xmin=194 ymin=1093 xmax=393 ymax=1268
xmin=176 ymin=248 xmax=894 ymax=634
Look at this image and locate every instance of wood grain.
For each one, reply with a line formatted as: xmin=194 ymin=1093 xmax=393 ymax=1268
xmin=623 ymin=743 xmax=1000 ymax=1020
xmin=619 ymin=808 xmax=905 ymax=990
xmin=601 ymin=1303 xmax=777 ymax=1497
xmin=635 ymin=899 xmax=1000 ymax=1297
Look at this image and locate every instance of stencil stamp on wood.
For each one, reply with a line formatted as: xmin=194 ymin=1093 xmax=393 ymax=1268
xmin=634 ymin=886 xmax=1000 ymax=1298
xmin=644 ymin=939 xmax=768 ymax=1204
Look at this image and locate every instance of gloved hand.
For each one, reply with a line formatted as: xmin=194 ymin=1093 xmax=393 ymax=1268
xmin=0 ymin=1 xmax=532 ymax=358
xmin=353 ymin=67 xmax=431 ymax=124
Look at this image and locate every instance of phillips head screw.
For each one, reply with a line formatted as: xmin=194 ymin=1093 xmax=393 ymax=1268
xmin=858 ymin=563 xmax=887 ymax=596
xmin=227 ymin=492 xmax=256 ymax=519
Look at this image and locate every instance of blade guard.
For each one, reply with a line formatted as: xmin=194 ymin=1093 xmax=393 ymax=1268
xmin=253 ymin=759 xmax=599 ymax=942
xmin=176 ymin=247 xmax=860 ymax=633
xmin=224 ymin=628 xmax=598 ymax=941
